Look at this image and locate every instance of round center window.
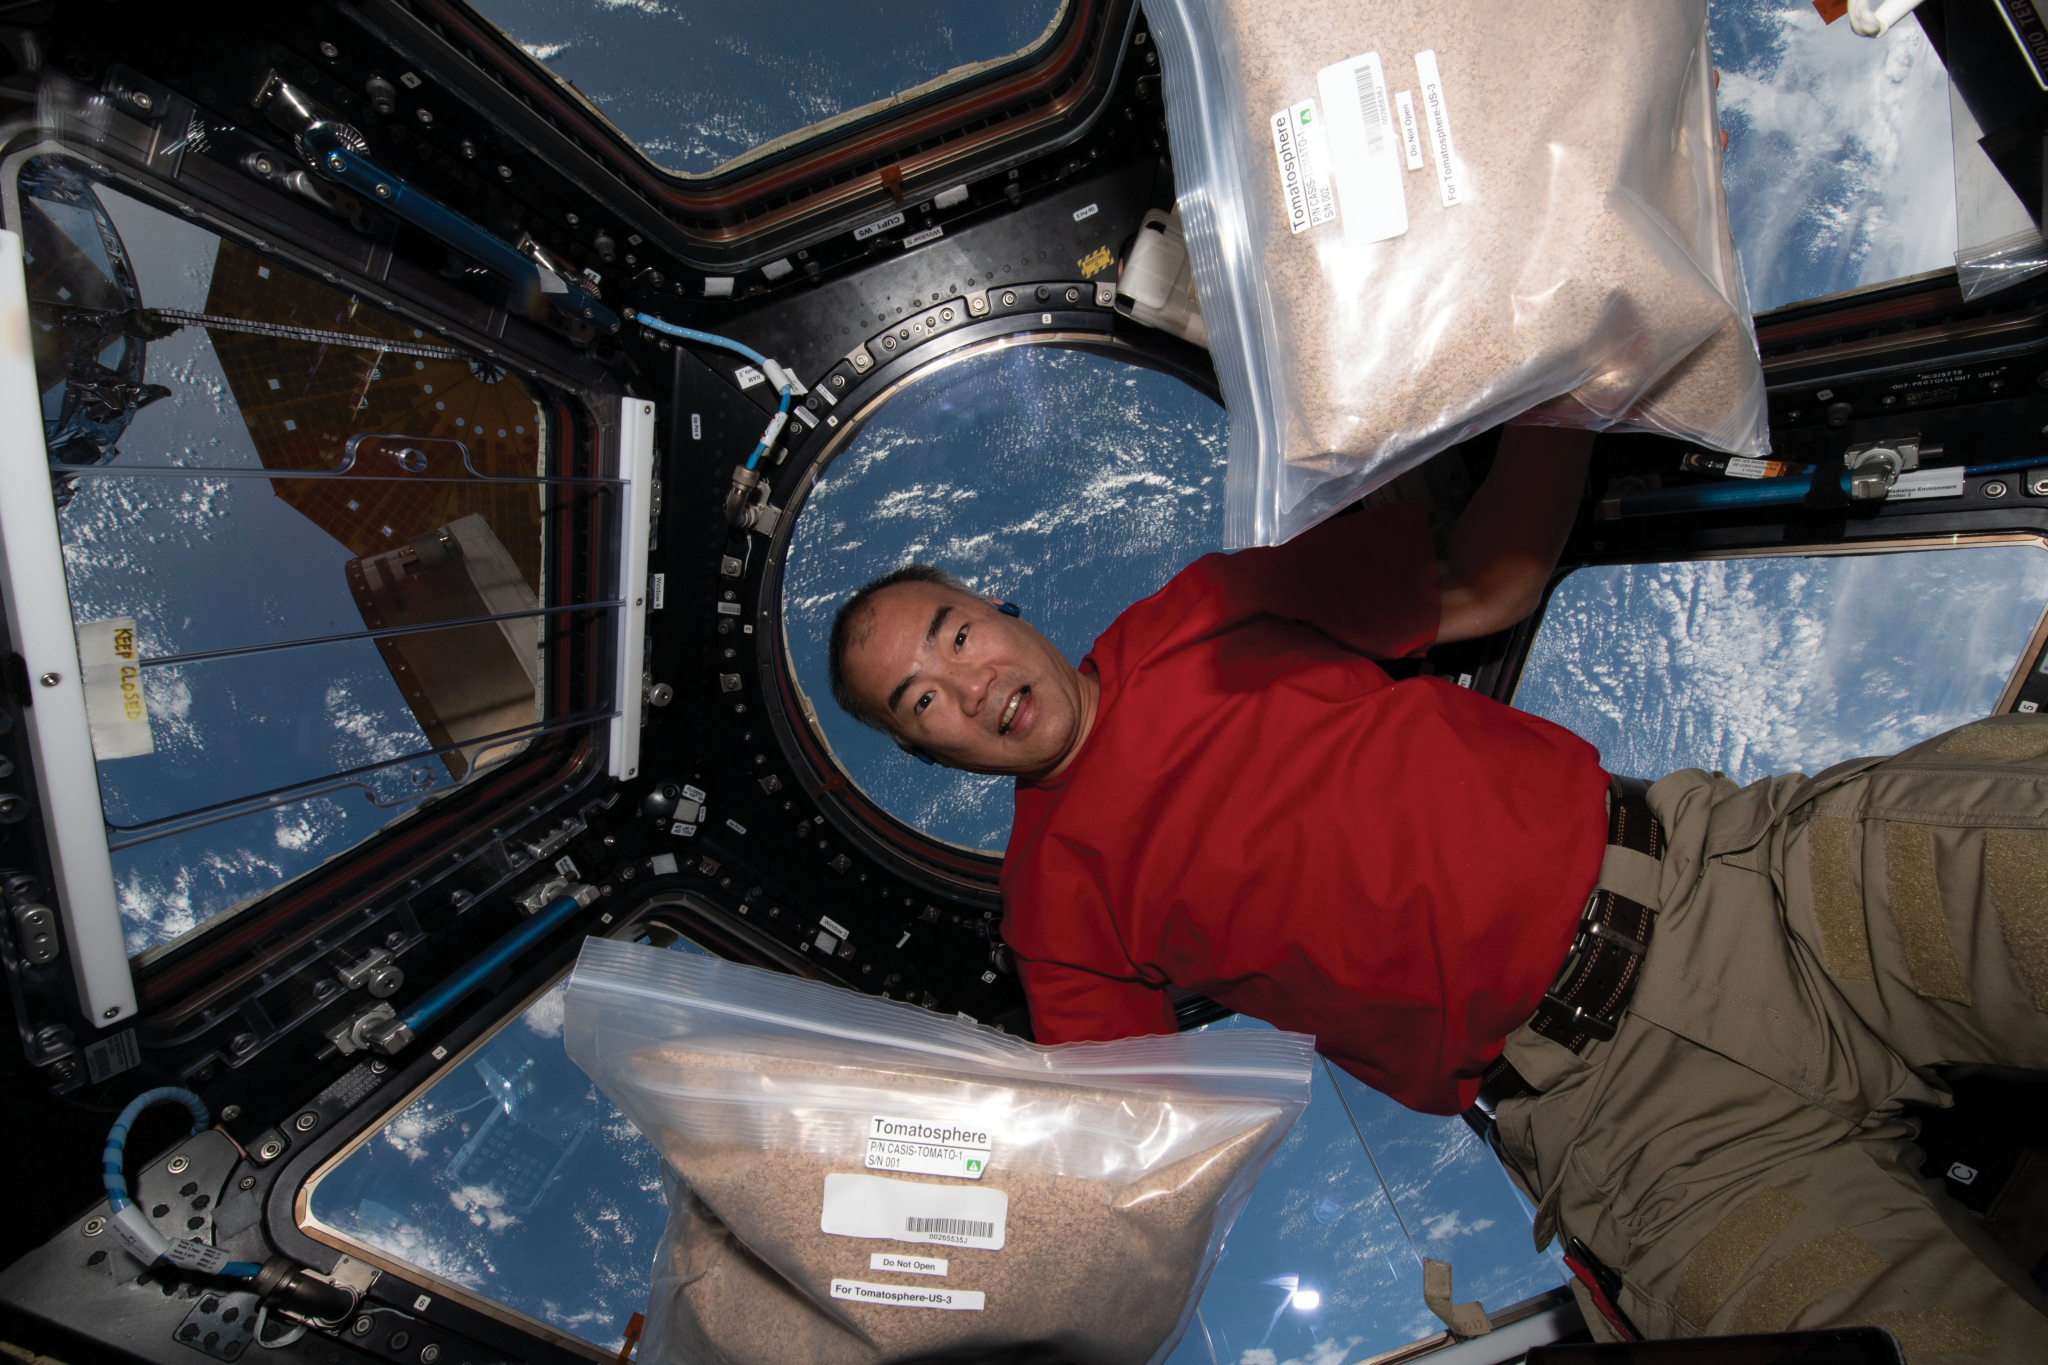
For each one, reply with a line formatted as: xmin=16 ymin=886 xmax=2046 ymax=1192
xmin=782 ymin=342 xmax=1229 ymax=853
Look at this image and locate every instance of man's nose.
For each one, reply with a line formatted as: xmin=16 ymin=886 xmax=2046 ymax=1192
xmin=958 ymin=664 xmax=998 ymax=711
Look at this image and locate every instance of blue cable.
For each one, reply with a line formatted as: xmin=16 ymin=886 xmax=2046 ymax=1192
xmin=399 ymin=893 xmax=583 ymax=1035
xmin=104 ymin=1087 xmax=208 ymax=1214
xmin=631 ymin=313 xmax=793 ymax=469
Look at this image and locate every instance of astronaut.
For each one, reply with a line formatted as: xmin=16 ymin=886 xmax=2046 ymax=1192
xmin=828 ymin=426 xmax=2048 ymax=1351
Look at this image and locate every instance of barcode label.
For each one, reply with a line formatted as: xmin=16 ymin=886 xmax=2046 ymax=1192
xmin=906 ymin=1216 xmax=994 ymax=1239
xmin=1315 ymin=53 xmax=1408 ymax=243
xmin=1352 ymin=61 xmax=1390 ymax=161
xmin=821 ymin=1173 xmax=1008 ymax=1250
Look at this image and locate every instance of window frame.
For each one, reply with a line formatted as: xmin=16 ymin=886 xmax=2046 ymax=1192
xmin=0 ymin=116 xmax=637 ymax=1072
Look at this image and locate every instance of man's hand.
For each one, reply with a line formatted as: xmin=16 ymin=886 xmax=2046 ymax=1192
xmin=1436 ymin=426 xmax=1594 ymax=644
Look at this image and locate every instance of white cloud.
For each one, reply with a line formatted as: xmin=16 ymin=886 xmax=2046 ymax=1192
xmin=1422 ymin=1211 xmax=1497 ymax=1240
xmin=450 ymin=1183 xmax=521 ymax=1233
xmin=521 ymin=42 xmax=570 ymax=60
xmin=1714 ymin=3 xmax=1955 ymax=309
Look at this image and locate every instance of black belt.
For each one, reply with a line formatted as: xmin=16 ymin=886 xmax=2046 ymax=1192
xmin=1467 ymin=776 xmax=1662 ymax=1129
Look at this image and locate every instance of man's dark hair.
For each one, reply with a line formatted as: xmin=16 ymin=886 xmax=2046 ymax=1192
xmin=829 ymin=564 xmax=972 ymax=731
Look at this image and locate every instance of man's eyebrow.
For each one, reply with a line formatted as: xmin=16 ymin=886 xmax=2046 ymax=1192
xmin=887 ymin=604 xmax=956 ymax=714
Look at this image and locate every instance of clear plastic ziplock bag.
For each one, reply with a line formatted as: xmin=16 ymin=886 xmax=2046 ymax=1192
xmin=564 ymin=939 xmax=1313 ymax=1365
xmin=1148 ymin=0 xmax=1768 ymax=546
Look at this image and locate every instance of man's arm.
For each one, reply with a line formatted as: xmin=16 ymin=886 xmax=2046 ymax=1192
xmin=1436 ymin=426 xmax=1594 ymax=644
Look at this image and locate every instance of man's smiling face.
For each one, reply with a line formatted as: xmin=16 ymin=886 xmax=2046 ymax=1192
xmin=839 ymin=580 xmax=1095 ymax=781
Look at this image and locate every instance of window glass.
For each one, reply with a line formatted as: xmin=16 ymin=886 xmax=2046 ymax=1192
xmin=1162 ymin=1016 xmax=1564 ymax=1365
xmin=1514 ymin=545 xmax=2048 ymax=785
xmin=467 ymin=0 xmax=1067 ymax=177
xmin=1709 ymin=1 xmax=1955 ymax=311
xmin=307 ymin=957 xmax=1560 ymax=1360
xmin=302 ymin=930 xmax=713 ymax=1354
xmin=21 ymin=159 xmax=556 ymax=959
xmin=782 ymin=343 xmax=1228 ymax=852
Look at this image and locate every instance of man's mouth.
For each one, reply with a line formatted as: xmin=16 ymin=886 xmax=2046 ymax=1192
xmin=998 ymin=686 xmax=1029 ymax=736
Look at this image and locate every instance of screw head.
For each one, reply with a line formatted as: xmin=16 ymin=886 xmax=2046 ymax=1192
xmin=39 ymin=672 xmax=60 ymax=687
xmin=373 ymin=183 xmax=391 ymax=198
xmin=238 ymin=1176 xmax=255 ymax=1191
xmin=370 ymin=1059 xmax=389 ymax=1074
xmin=82 ymin=1217 xmax=104 ymax=1237
xmin=295 ymin=1111 xmax=319 ymax=1132
xmin=102 ymin=1006 xmax=120 ymax=1019
xmin=497 ymin=164 xmax=513 ymax=180
xmin=416 ymin=108 xmax=433 ymax=125
xmin=351 ymin=1316 xmax=374 ymax=1337
xmin=320 ymin=41 xmax=339 ymax=58
xmin=1985 ymin=480 xmax=2010 ymax=499
xmin=220 ymin=1104 xmax=241 ymax=1122
xmin=327 ymin=153 xmax=345 ymax=171
xmin=130 ymin=90 xmax=153 ymax=111
xmin=257 ymin=1139 xmax=284 ymax=1162
xmin=166 ymin=1156 xmax=189 ymax=1175
xmin=253 ymin=156 xmax=273 ymax=176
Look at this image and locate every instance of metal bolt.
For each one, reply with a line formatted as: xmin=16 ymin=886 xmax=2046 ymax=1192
xmin=320 ymin=41 xmax=339 ymax=58
xmin=38 ymin=672 xmax=59 ymax=687
xmin=416 ymin=108 xmax=433 ymax=125
xmin=239 ymin=1176 xmax=255 ymax=1190
xmin=421 ymin=1348 xmax=441 ymax=1364
xmin=370 ymin=1059 xmax=389 ymax=1074
xmin=374 ymin=183 xmax=391 ymax=198
xmin=1065 ymin=288 xmax=1080 ymax=303
xmin=1985 ymin=480 xmax=2010 ymax=499
xmin=220 ymin=1104 xmax=241 ymax=1122
xmin=1002 ymin=290 xmax=1017 ymax=306
xmin=167 ymin=1156 xmax=189 ymax=1175
xmin=130 ymin=90 xmax=153 ymax=111
xmin=497 ymin=164 xmax=514 ymax=181
xmin=294 ymin=1111 xmax=319 ymax=1132
xmin=352 ymin=1316 xmax=374 ymax=1337
xmin=258 ymin=1139 xmax=284 ymax=1162
xmin=82 ymin=1218 xmax=104 ymax=1237
xmin=102 ymin=1006 xmax=120 ymax=1019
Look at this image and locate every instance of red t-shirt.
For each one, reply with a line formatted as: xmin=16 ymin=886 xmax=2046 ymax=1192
xmin=999 ymin=500 xmax=1609 ymax=1115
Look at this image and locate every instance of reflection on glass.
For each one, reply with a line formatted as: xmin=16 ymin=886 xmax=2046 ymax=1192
xmin=1514 ymin=545 xmax=2048 ymax=785
xmin=1166 ymin=1017 xmax=1563 ymax=1365
xmin=20 ymin=157 xmax=552 ymax=957
xmin=1708 ymin=0 xmax=1955 ymax=311
xmin=783 ymin=344 xmax=1228 ymax=851
xmin=309 ymin=953 xmax=1558 ymax=1363
xmin=469 ymin=0 xmax=1066 ymax=177
xmin=303 ymin=932 xmax=712 ymax=1354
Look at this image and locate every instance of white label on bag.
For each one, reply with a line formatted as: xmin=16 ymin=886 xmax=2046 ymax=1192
xmin=1268 ymin=100 xmax=1338 ymax=235
xmin=1315 ymin=53 xmax=1408 ymax=243
xmin=1725 ymin=457 xmax=1771 ymax=479
xmin=1414 ymin=50 xmax=1463 ymax=207
xmin=831 ymin=1279 xmax=984 ymax=1310
xmin=1394 ymin=89 xmax=1424 ymax=169
xmin=871 ymin=1252 xmax=948 ymax=1276
xmin=821 ymin=1173 xmax=1008 ymax=1249
xmin=865 ymin=1116 xmax=993 ymax=1179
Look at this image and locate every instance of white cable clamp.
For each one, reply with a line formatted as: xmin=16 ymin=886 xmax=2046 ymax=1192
xmin=760 ymin=410 xmax=790 ymax=447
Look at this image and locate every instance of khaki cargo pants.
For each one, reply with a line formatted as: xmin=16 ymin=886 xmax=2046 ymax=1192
xmin=1491 ymin=715 xmax=2048 ymax=1360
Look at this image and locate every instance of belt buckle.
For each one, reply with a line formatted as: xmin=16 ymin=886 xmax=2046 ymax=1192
xmin=1539 ymin=992 xmax=1619 ymax=1042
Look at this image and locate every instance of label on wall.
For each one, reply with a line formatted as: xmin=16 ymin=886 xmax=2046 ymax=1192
xmin=79 ymin=617 xmax=154 ymax=759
